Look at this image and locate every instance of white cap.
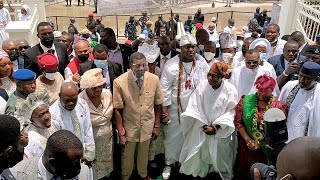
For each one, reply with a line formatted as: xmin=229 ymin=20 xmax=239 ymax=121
xmin=249 ymin=38 xmax=272 ymax=59
xmin=53 ymin=30 xmax=62 ymax=38
xmin=138 ymin=42 xmax=160 ymax=63
xmin=211 ymin=17 xmax=217 ymax=22
xmin=180 ymin=34 xmax=197 ymax=47
xmin=138 ymin=34 xmax=146 ymax=40
xmin=264 ymin=108 xmax=286 ymax=122
xmin=219 ymin=33 xmax=236 ymax=49
xmin=242 ymin=26 xmax=249 ymax=32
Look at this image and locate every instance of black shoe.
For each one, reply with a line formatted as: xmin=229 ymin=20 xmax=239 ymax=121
xmin=93 ymin=10 xmax=97 ymax=13
xmin=229 ymin=5 xmax=231 ymax=7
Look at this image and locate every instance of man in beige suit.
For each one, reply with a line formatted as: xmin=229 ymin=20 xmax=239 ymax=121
xmin=113 ymin=52 xmax=163 ymax=180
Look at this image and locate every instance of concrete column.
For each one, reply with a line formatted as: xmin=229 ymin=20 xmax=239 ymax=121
xmin=278 ymin=0 xmax=297 ymax=36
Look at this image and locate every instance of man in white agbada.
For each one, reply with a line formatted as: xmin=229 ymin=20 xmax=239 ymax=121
xmin=0 ymin=0 xmax=10 ymax=46
xmin=179 ymin=62 xmax=238 ymax=179
xmin=160 ymin=33 xmax=209 ymax=179
xmin=279 ymin=61 xmax=320 ymax=142
xmin=229 ymin=49 xmax=279 ymax=100
xmin=16 ymin=91 xmax=57 ymax=158
xmin=248 ymin=38 xmax=277 ymax=76
xmin=50 ymin=82 xmax=95 ymax=165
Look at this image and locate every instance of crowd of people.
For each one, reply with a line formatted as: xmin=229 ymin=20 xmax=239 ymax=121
xmin=0 ymin=4 xmax=320 ymax=180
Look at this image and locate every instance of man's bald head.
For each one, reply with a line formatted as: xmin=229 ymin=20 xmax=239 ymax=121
xmin=75 ymin=41 xmax=90 ymax=58
xmin=59 ymin=82 xmax=78 ymax=111
xmin=290 ymin=31 xmax=305 ymax=47
xmin=277 ymin=137 xmax=320 ymax=179
xmin=2 ymin=39 xmax=18 ymax=51
xmin=196 ymin=29 xmax=209 ymax=45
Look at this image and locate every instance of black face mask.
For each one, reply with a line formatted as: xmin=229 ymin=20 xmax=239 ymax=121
xmin=77 ymin=53 xmax=89 ymax=62
xmin=41 ymin=35 xmax=54 ymax=48
xmin=54 ymin=160 xmax=81 ymax=179
xmin=7 ymin=50 xmax=19 ymax=61
xmin=2 ymin=144 xmax=24 ymax=168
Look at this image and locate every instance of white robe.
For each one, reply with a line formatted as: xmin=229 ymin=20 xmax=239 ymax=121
xmin=0 ymin=8 xmax=10 ymax=46
xmin=229 ymin=65 xmax=279 ymax=100
xmin=272 ymin=39 xmax=286 ymax=56
xmin=179 ymin=80 xmax=238 ymax=179
xmin=160 ymin=54 xmax=209 ymax=164
xmin=50 ymin=98 xmax=95 ymax=161
xmin=279 ymin=80 xmax=320 ymax=142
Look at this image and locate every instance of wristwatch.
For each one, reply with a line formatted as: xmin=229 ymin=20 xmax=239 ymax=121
xmin=154 ymin=124 xmax=160 ymax=128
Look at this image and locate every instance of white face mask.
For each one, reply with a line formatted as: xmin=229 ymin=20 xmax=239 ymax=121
xmin=222 ymin=53 xmax=234 ymax=63
xmin=245 ymin=66 xmax=259 ymax=75
xmin=259 ymin=52 xmax=267 ymax=61
xmin=204 ymin=52 xmax=215 ymax=61
xmin=236 ymin=40 xmax=244 ymax=50
xmin=198 ymin=44 xmax=204 ymax=51
xmin=45 ymin=72 xmax=56 ymax=80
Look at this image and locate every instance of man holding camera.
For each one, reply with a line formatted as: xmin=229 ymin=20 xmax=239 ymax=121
xmin=279 ymin=61 xmax=320 ymax=142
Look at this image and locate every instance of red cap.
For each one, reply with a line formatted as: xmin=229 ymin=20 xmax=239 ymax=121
xmin=88 ymin=12 xmax=94 ymax=17
xmin=37 ymin=52 xmax=58 ymax=69
xmin=125 ymin=40 xmax=132 ymax=46
xmin=196 ymin=23 xmax=203 ymax=30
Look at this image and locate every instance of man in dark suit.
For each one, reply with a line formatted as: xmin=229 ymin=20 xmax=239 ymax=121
xmin=156 ymin=35 xmax=180 ymax=73
xmin=100 ymin=28 xmax=132 ymax=73
xmin=268 ymin=40 xmax=306 ymax=88
xmin=24 ymin=22 xmax=69 ymax=78
xmin=0 ymin=115 xmax=26 ymax=180
xmin=290 ymin=31 xmax=311 ymax=56
xmin=79 ymin=44 xmax=122 ymax=92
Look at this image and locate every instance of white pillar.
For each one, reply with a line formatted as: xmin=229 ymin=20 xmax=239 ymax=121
xmin=278 ymin=0 xmax=297 ymax=36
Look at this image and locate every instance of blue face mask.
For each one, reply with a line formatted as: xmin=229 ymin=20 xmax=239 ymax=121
xmin=94 ymin=60 xmax=108 ymax=68
xmin=259 ymin=52 xmax=267 ymax=61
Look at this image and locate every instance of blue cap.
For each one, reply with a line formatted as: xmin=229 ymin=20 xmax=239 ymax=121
xmin=316 ymin=34 xmax=320 ymax=40
xmin=12 ymin=69 xmax=36 ymax=81
xmin=300 ymin=61 xmax=320 ymax=76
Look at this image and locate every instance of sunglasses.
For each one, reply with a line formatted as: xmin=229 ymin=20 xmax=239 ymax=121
xmin=19 ymin=45 xmax=30 ymax=50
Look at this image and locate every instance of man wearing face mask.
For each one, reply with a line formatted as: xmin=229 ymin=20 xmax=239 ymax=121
xmin=206 ymin=22 xmax=219 ymax=56
xmin=100 ymin=28 xmax=132 ymax=73
xmin=195 ymin=28 xmax=209 ymax=57
xmin=219 ymin=33 xmax=237 ymax=69
xmin=0 ymin=115 xmax=25 ymax=180
xmin=268 ymin=40 xmax=306 ymax=88
xmin=229 ymin=49 xmax=279 ymax=100
xmin=113 ymin=52 xmax=163 ymax=180
xmin=25 ymin=22 xmax=69 ymax=78
xmin=265 ymin=24 xmax=286 ymax=56
xmin=16 ymin=39 xmax=30 ymax=69
xmin=232 ymin=28 xmax=245 ymax=52
xmin=2 ymin=39 xmax=21 ymax=71
xmin=79 ymin=44 xmax=122 ymax=92
xmin=50 ymin=82 xmax=95 ymax=167
xmin=5 ymin=69 xmax=36 ymax=119
xmin=194 ymin=8 xmax=204 ymax=24
xmin=65 ymin=41 xmax=91 ymax=83
xmin=279 ymin=61 xmax=320 ymax=142
xmin=59 ymin=32 xmax=75 ymax=61
xmin=223 ymin=19 xmax=235 ymax=33
xmin=233 ymin=37 xmax=255 ymax=68
xmin=203 ymin=41 xmax=218 ymax=67
xmin=11 ymin=130 xmax=92 ymax=179
xmin=35 ymin=52 xmax=64 ymax=104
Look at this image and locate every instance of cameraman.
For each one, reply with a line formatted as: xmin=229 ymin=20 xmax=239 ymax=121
xmin=252 ymin=136 xmax=320 ymax=180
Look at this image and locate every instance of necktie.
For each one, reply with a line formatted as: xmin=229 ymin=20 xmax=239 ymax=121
xmin=136 ymin=79 xmax=143 ymax=90
xmin=47 ymin=49 xmax=55 ymax=54
xmin=162 ymin=56 xmax=169 ymax=65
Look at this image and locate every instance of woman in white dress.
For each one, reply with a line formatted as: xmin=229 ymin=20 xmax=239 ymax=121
xmin=16 ymin=91 xmax=57 ymax=158
xmin=18 ymin=4 xmax=31 ymax=21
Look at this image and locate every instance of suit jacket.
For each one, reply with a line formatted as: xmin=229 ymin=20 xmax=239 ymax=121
xmin=1 ymin=169 xmax=16 ymax=180
xmin=155 ymin=50 xmax=180 ymax=68
xmin=113 ymin=71 xmax=163 ymax=142
xmin=24 ymin=42 xmax=69 ymax=77
xmin=268 ymin=54 xmax=306 ymax=77
xmin=300 ymin=43 xmax=311 ymax=56
xmin=118 ymin=44 xmax=132 ymax=72
xmin=79 ymin=60 xmax=122 ymax=92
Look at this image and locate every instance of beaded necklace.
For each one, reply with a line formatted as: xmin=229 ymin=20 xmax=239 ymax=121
xmin=177 ymin=56 xmax=195 ymax=119
xmin=252 ymin=94 xmax=274 ymax=147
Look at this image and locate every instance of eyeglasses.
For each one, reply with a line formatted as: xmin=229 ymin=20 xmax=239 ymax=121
xmin=19 ymin=45 xmax=30 ymax=50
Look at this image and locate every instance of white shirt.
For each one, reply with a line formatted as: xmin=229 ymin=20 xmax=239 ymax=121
xmin=160 ymin=52 xmax=171 ymax=73
xmin=223 ymin=26 xmax=235 ymax=33
xmin=50 ymin=98 xmax=95 ymax=161
xmin=39 ymin=42 xmax=58 ymax=59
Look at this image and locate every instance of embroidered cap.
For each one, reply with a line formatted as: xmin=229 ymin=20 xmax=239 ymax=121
xmin=180 ymin=34 xmax=197 ymax=47
xmin=300 ymin=61 xmax=320 ymax=76
xmin=255 ymin=74 xmax=276 ymax=93
xmin=210 ymin=62 xmax=229 ymax=76
xmin=37 ymin=52 xmax=58 ymax=69
xmin=13 ymin=69 xmax=36 ymax=81
xmin=219 ymin=33 xmax=236 ymax=49
xmin=80 ymin=68 xmax=106 ymax=89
